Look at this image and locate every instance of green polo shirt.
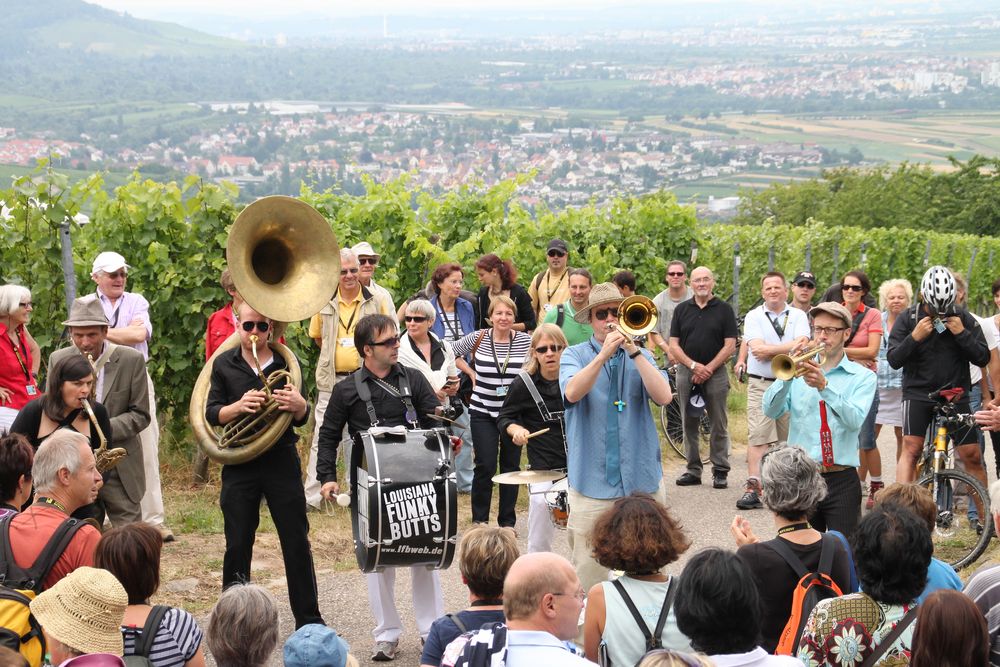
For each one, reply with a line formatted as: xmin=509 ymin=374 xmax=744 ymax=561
xmin=542 ymin=300 xmax=594 ymax=346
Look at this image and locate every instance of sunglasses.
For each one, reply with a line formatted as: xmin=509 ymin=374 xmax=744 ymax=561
xmin=340 ymin=268 xmax=359 ymax=276
xmin=535 ymin=344 xmax=564 ymax=355
xmin=370 ymin=335 xmax=401 ymax=347
xmin=358 ymin=257 xmax=379 ymax=266
xmin=594 ymin=307 xmax=619 ymax=320
xmin=241 ymin=321 xmax=270 ymax=333
xmin=404 ymin=315 xmax=428 ymax=323
xmin=667 ymin=271 xmax=685 ymax=277
xmin=794 ymin=282 xmax=815 ymax=289
xmin=547 ymin=250 xmax=566 ymax=258
xmin=842 ymin=284 xmax=864 ymax=292
xmin=105 ymin=270 xmax=127 ymax=279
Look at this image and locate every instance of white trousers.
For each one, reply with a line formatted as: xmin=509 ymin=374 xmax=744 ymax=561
xmin=303 ymin=389 xmax=331 ymax=508
xmin=139 ymin=373 xmax=165 ymax=526
xmin=527 ymin=481 xmax=557 ymax=553
xmin=367 ymin=566 xmax=444 ymax=642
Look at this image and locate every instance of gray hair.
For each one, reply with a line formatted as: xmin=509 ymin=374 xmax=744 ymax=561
xmin=405 ymin=299 xmax=437 ymax=325
xmin=760 ymin=446 xmax=827 ymax=520
xmin=0 ymin=284 xmax=30 ymax=317
xmin=33 ymin=431 xmax=89 ymax=493
xmin=207 ymin=584 xmax=279 ymax=667
xmin=340 ymin=248 xmax=357 ymax=265
xmin=877 ymin=278 xmax=913 ymax=310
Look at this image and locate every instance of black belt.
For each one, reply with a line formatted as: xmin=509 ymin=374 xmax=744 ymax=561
xmin=747 ymin=374 xmax=774 ymax=381
xmin=335 ymin=371 xmax=352 ymax=377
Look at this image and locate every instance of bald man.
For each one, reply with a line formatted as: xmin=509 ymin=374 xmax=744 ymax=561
xmin=669 ymin=266 xmax=738 ymax=490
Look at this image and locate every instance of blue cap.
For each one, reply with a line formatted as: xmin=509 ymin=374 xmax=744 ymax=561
xmin=283 ymin=624 xmax=351 ymax=667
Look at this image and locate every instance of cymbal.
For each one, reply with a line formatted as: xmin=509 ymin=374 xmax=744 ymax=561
xmin=492 ymin=470 xmax=567 ymax=485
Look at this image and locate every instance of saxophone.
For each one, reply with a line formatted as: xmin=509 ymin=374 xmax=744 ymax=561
xmin=84 ymin=354 xmax=128 ymax=473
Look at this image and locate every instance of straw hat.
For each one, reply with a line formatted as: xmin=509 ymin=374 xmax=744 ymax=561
xmin=30 ymin=567 xmax=128 ymax=656
xmin=573 ymin=282 xmax=624 ymax=324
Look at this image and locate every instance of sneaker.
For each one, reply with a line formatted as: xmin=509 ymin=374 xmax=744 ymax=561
xmin=736 ymin=479 xmax=762 ymax=509
xmin=713 ymin=474 xmax=728 ymax=490
xmin=676 ymin=472 xmax=702 ymax=486
xmin=865 ymin=481 xmax=884 ymax=511
xmin=372 ymin=640 xmax=398 ymax=661
xmin=156 ymin=524 xmax=176 ymax=543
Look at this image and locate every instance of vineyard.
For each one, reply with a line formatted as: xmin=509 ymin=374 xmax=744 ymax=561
xmin=3 ymin=161 xmax=999 ymax=439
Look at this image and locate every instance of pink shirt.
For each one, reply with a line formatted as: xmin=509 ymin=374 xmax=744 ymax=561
xmin=95 ymin=290 xmax=152 ymax=360
xmin=844 ymin=304 xmax=882 ymax=371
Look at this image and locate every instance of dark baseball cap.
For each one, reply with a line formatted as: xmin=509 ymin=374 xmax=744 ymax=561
xmin=792 ymin=271 xmax=816 ymax=287
xmin=547 ymin=239 xmax=568 ymax=254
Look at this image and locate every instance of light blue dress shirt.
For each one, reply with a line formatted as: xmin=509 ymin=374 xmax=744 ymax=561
xmin=560 ymin=338 xmax=666 ymax=499
xmin=506 ymin=630 xmax=596 ymax=666
xmin=762 ymin=353 xmax=876 ymax=468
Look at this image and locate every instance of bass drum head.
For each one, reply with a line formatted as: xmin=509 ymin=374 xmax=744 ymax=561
xmin=351 ymin=428 xmax=458 ymax=573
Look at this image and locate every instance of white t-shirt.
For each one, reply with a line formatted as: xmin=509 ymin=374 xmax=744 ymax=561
xmin=971 ymin=313 xmax=998 ymax=386
xmin=742 ymin=303 xmax=811 ymax=378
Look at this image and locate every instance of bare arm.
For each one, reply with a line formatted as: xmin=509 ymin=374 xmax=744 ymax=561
xmin=844 ymin=332 xmax=880 ymax=363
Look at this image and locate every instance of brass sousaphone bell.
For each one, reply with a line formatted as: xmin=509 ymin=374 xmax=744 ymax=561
xmin=189 ymin=196 xmax=339 ymax=465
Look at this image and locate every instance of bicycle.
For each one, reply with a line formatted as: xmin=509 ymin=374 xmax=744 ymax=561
xmin=660 ymin=365 xmax=711 ymax=464
xmin=914 ymin=388 xmax=993 ymax=570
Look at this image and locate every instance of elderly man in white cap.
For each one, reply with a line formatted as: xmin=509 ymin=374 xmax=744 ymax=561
xmin=559 ymin=282 xmax=673 ymax=590
xmin=89 ymin=251 xmax=172 ymax=541
xmin=352 ymin=241 xmax=396 ymax=313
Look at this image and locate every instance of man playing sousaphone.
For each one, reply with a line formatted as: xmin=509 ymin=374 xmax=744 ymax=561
xmin=205 ymin=302 xmax=325 ymax=630
xmin=318 ymin=313 xmax=448 ymax=662
xmin=497 ymin=323 xmax=570 ymax=553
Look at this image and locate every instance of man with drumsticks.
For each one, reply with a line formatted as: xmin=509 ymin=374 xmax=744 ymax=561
xmin=205 ymin=302 xmax=325 ymax=630
xmin=318 ymin=313 xmax=448 ymax=662
xmin=560 ymin=283 xmax=673 ymax=591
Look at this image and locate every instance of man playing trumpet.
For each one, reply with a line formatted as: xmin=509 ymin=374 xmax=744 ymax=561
xmin=763 ymin=302 xmax=876 ymax=537
xmin=205 ymin=302 xmax=324 ymax=629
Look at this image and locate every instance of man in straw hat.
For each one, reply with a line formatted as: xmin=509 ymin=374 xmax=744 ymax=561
xmin=49 ymin=297 xmax=150 ymax=527
xmin=763 ymin=302 xmax=877 ymax=537
xmin=30 ymin=566 xmax=128 ymax=666
xmin=559 ymin=282 xmax=673 ymax=590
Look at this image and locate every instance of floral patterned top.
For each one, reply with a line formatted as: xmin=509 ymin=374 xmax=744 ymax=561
xmin=797 ymin=592 xmax=916 ymax=667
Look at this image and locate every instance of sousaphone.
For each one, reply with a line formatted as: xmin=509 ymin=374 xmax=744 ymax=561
xmin=189 ymin=196 xmax=339 ymax=464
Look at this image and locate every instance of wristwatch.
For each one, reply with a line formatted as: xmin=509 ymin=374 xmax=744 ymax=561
xmin=690 ymin=361 xmax=697 ymax=371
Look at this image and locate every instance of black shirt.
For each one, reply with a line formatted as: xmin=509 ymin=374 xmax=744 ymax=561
xmin=317 ymin=363 xmax=441 ymax=483
xmin=476 ymin=283 xmax=536 ymax=331
xmin=10 ymin=398 xmax=113 ymax=451
xmin=496 ymin=370 xmax=566 ymax=471
xmin=205 ymin=346 xmax=310 ymax=454
xmin=669 ymin=296 xmax=739 ymax=364
xmin=887 ymin=304 xmax=990 ymax=401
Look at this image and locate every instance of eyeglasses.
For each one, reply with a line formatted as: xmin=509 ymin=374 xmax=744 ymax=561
xmin=551 ymin=589 xmax=587 ymax=602
xmin=18 ymin=302 xmax=32 ymax=308
xmin=358 ymin=257 xmax=379 ymax=266
xmin=535 ymin=344 xmax=565 ymax=355
xmin=547 ymin=250 xmax=566 ymax=258
xmin=241 ymin=321 xmax=270 ymax=333
xmin=667 ymin=271 xmax=685 ymax=277
xmin=370 ymin=335 xmax=401 ymax=347
xmin=794 ymin=282 xmax=815 ymax=289
xmin=404 ymin=316 xmax=428 ymax=323
xmin=594 ymin=307 xmax=619 ymax=320
xmin=340 ymin=268 xmax=360 ymax=276
xmin=842 ymin=284 xmax=864 ymax=292
xmin=105 ymin=271 xmax=127 ymax=279
xmin=813 ymin=326 xmax=848 ymax=335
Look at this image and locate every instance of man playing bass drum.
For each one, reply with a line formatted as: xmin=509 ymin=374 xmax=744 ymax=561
xmin=318 ymin=313 xmax=448 ymax=662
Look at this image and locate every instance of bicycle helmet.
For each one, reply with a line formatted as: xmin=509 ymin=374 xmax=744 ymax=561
xmin=920 ymin=265 xmax=956 ymax=315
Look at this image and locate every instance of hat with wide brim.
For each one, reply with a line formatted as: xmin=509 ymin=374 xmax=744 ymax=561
xmin=30 ymin=567 xmax=128 ymax=656
xmin=62 ymin=296 xmax=110 ymax=327
xmin=573 ymin=282 xmax=625 ymax=324
xmin=350 ymin=242 xmax=380 ymax=260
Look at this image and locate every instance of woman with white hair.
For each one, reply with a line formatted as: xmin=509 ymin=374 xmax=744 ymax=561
xmin=206 ymin=584 xmax=278 ymax=667
xmin=0 ymin=284 xmax=41 ymax=433
xmin=398 ymin=299 xmax=461 ymax=414
xmin=731 ymin=446 xmax=854 ymax=654
xmin=874 ymin=278 xmax=912 ymax=488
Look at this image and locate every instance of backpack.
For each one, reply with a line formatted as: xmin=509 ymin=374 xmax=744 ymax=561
xmin=0 ymin=513 xmax=89 ymax=667
xmin=770 ymin=534 xmax=844 ymax=656
xmin=598 ymin=577 xmax=678 ymax=667
xmin=447 ymin=622 xmax=508 ymax=667
xmin=122 ymin=605 xmax=170 ymax=667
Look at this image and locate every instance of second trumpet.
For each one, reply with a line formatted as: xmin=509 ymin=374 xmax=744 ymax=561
xmin=771 ymin=344 xmax=826 ymax=381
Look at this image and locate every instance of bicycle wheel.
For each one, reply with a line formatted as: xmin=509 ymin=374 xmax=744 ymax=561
xmin=660 ymin=402 xmax=711 ymax=465
xmin=917 ymin=468 xmax=993 ymax=570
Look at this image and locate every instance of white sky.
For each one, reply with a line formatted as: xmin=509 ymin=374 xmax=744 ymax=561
xmin=88 ymin=0 xmax=660 ymax=16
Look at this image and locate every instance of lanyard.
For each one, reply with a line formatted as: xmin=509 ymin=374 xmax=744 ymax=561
xmin=437 ymin=300 xmax=462 ymax=341
xmin=35 ymin=496 xmax=68 ymax=514
xmin=545 ymin=269 xmax=567 ymax=300
xmin=777 ymin=521 xmax=811 ymax=535
xmin=490 ymin=331 xmax=513 ymax=378
xmin=4 ymin=331 xmax=30 ymax=381
xmin=337 ymin=292 xmax=360 ymax=334
xmin=767 ymin=309 xmax=789 ymax=338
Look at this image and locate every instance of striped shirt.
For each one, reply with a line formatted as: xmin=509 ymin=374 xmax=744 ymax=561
xmin=122 ymin=607 xmax=204 ymax=667
xmin=452 ymin=329 xmax=531 ymax=417
xmin=964 ymin=563 xmax=1000 ymax=666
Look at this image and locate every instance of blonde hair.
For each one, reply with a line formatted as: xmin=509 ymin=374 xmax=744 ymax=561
xmin=488 ymin=294 xmax=516 ymax=318
xmin=522 ymin=324 xmax=569 ymax=374
xmin=877 ymin=279 xmax=913 ymax=310
xmin=459 ymin=525 xmax=520 ymax=599
xmin=637 ymin=650 xmax=715 ymax=667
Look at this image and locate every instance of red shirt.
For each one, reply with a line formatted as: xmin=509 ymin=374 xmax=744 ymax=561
xmin=0 ymin=323 xmax=39 ymax=410
xmin=9 ymin=504 xmax=101 ymax=591
xmin=205 ymin=304 xmax=238 ymax=361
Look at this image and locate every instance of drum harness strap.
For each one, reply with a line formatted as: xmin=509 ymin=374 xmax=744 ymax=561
xmin=516 ymin=369 xmax=568 ymax=459
xmin=355 ymin=365 xmax=420 ymax=429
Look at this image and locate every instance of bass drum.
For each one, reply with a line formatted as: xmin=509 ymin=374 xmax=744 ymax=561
xmin=350 ymin=427 xmax=458 ymax=573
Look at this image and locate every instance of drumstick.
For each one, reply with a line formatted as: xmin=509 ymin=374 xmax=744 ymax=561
xmin=526 ymin=428 xmax=550 ymax=440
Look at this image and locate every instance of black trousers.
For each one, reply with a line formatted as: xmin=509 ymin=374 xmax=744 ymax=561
xmin=810 ymin=467 xmax=862 ymax=538
xmin=220 ymin=443 xmax=324 ymax=629
xmin=470 ymin=411 xmax=520 ymax=527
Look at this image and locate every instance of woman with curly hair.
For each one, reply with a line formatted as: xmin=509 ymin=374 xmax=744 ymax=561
xmin=583 ymin=493 xmax=692 ymax=665
xmin=474 ymin=254 xmax=535 ymax=332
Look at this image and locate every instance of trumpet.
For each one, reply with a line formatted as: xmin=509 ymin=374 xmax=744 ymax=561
xmin=83 ymin=354 xmax=128 ymax=473
xmin=771 ymin=344 xmax=826 ymax=381
xmin=606 ymin=295 xmax=658 ymax=342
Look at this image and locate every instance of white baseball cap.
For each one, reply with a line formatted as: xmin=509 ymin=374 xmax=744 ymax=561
xmin=91 ymin=251 xmax=130 ymax=276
